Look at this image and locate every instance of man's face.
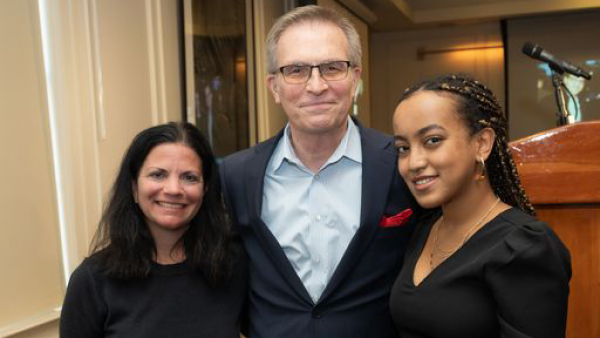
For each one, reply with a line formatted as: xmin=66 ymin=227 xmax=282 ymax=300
xmin=267 ymin=21 xmax=361 ymax=137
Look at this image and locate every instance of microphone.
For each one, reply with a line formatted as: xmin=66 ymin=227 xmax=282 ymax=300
xmin=522 ymin=42 xmax=592 ymax=80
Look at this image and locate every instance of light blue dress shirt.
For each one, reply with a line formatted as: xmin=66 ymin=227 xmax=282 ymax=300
xmin=261 ymin=117 xmax=362 ymax=303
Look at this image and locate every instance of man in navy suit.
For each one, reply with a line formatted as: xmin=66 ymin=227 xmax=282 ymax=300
xmin=220 ymin=5 xmax=418 ymax=338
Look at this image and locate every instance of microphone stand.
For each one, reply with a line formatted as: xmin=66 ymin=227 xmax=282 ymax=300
xmin=549 ymin=65 xmax=572 ymax=126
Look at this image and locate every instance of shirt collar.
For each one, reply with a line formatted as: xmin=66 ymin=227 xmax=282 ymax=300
xmin=272 ymin=116 xmax=362 ymax=173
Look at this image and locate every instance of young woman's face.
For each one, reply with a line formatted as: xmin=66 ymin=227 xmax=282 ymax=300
xmin=133 ymin=143 xmax=205 ymax=238
xmin=393 ymin=91 xmax=480 ymax=209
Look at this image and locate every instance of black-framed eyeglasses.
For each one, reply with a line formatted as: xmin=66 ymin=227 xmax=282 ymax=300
xmin=278 ymin=61 xmax=352 ymax=84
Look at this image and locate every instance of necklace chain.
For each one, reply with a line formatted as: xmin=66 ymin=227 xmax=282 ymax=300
xmin=429 ymin=197 xmax=501 ymax=269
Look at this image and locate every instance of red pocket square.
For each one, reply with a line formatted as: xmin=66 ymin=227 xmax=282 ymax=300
xmin=379 ymin=208 xmax=413 ymax=228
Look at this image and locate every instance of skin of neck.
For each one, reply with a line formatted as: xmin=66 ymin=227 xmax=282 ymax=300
xmin=288 ymin=121 xmax=348 ymax=173
xmin=440 ymin=177 xmax=500 ymax=231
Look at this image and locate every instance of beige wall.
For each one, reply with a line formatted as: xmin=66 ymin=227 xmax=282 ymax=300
xmin=0 ymin=0 xmax=181 ymax=336
xmin=0 ymin=1 xmax=63 ymax=336
xmin=371 ymin=22 xmax=505 ymax=134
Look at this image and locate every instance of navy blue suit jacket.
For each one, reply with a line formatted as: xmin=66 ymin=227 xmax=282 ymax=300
xmin=220 ymin=121 xmax=418 ymax=338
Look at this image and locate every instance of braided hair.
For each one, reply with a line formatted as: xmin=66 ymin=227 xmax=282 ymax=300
xmin=399 ymin=74 xmax=535 ymax=215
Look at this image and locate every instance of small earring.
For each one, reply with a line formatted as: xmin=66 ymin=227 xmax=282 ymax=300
xmin=477 ymin=157 xmax=486 ymax=182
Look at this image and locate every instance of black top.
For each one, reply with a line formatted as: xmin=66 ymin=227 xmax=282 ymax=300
xmin=390 ymin=208 xmax=571 ymax=338
xmin=60 ymin=243 xmax=247 ymax=338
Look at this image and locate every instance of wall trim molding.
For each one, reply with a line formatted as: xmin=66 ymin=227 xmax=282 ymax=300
xmin=86 ymin=0 xmax=107 ymax=140
xmin=253 ymin=0 xmax=273 ymax=141
xmin=0 ymin=308 xmax=60 ymax=338
xmin=38 ymin=0 xmax=105 ymax=280
xmin=145 ymin=0 xmax=169 ymax=125
xmin=182 ymin=0 xmax=196 ymax=124
xmin=82 ymin=0 xmax=105 ymax=236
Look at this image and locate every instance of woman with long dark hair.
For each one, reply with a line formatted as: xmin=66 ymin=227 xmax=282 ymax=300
xmin=60 ymin=122 xmax=246 ymax=338
xmin=389 ymin=74 xmax=570 ymax=338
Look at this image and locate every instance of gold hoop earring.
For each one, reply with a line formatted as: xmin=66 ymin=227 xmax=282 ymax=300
xmin=477 ymin=157 xmax=486 ymax=182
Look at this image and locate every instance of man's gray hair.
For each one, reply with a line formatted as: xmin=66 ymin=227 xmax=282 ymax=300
xmin=265 ymin=5 xmax=362 ymax=74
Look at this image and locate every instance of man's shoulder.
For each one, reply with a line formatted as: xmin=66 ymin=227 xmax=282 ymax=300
xmin=221 ymin=133 xmax=282 ymax=168
xmin=222 ymin=145 xmax=255 ymax=165
xmin=354 ymin=120 xmax=394 ymax=147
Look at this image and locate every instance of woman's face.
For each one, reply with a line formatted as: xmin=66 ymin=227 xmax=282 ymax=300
xmin=393 ymin=91 xmax=480 ymax=209
xmin=133 ymin=142 xmax=205 ymax=238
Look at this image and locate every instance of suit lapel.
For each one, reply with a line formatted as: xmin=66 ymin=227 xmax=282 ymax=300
xmin=320 ymin=124 xmax=397 ymax=300
xmin=243 ymin=131 xmax=313 ymax=304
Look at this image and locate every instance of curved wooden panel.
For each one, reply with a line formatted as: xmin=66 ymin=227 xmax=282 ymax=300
xmin=510 ymin=121 xmax=600 ymax=338
xmin=510 ymin=121 xmax=600 ymax=205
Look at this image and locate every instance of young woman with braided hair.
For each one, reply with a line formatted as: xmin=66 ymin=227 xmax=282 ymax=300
xmin=389 ymin=74 xmax=571 ymax=338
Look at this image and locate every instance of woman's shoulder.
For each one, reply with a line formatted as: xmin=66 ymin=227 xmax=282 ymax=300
xmin=495 ymin=207 xmax=537 ymax=227
xmin=494 ymin=208 xmax=563 ymax=249
xmin=485 ymin=208 xmax=571 ymax=276
xmin=68 ymin=253 xmax=107 ymax=282
xmin=64 ymin=253 xmax=113 ymax=303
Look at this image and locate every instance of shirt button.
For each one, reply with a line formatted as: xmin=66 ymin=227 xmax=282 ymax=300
xmin=315 ymin=256 xmax=320 ymax=263
xmin=316 ymin=215 xmax=322 ymax=222
xmin=314 ymin=174 xmax=320 ymax=179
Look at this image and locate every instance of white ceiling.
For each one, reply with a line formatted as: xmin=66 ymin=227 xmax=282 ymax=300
xmin=340 ymin=0 xmax=600 ymax=31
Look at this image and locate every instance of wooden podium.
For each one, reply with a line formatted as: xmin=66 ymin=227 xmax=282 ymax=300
xmin=510 ymin=121 xmax=600 ymax=338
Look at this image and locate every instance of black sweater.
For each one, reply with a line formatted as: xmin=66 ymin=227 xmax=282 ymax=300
xmin=390 ymin=208 xmax=571 ymax=338
xmin=60 ymin=245 xmax=247 ymax=338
